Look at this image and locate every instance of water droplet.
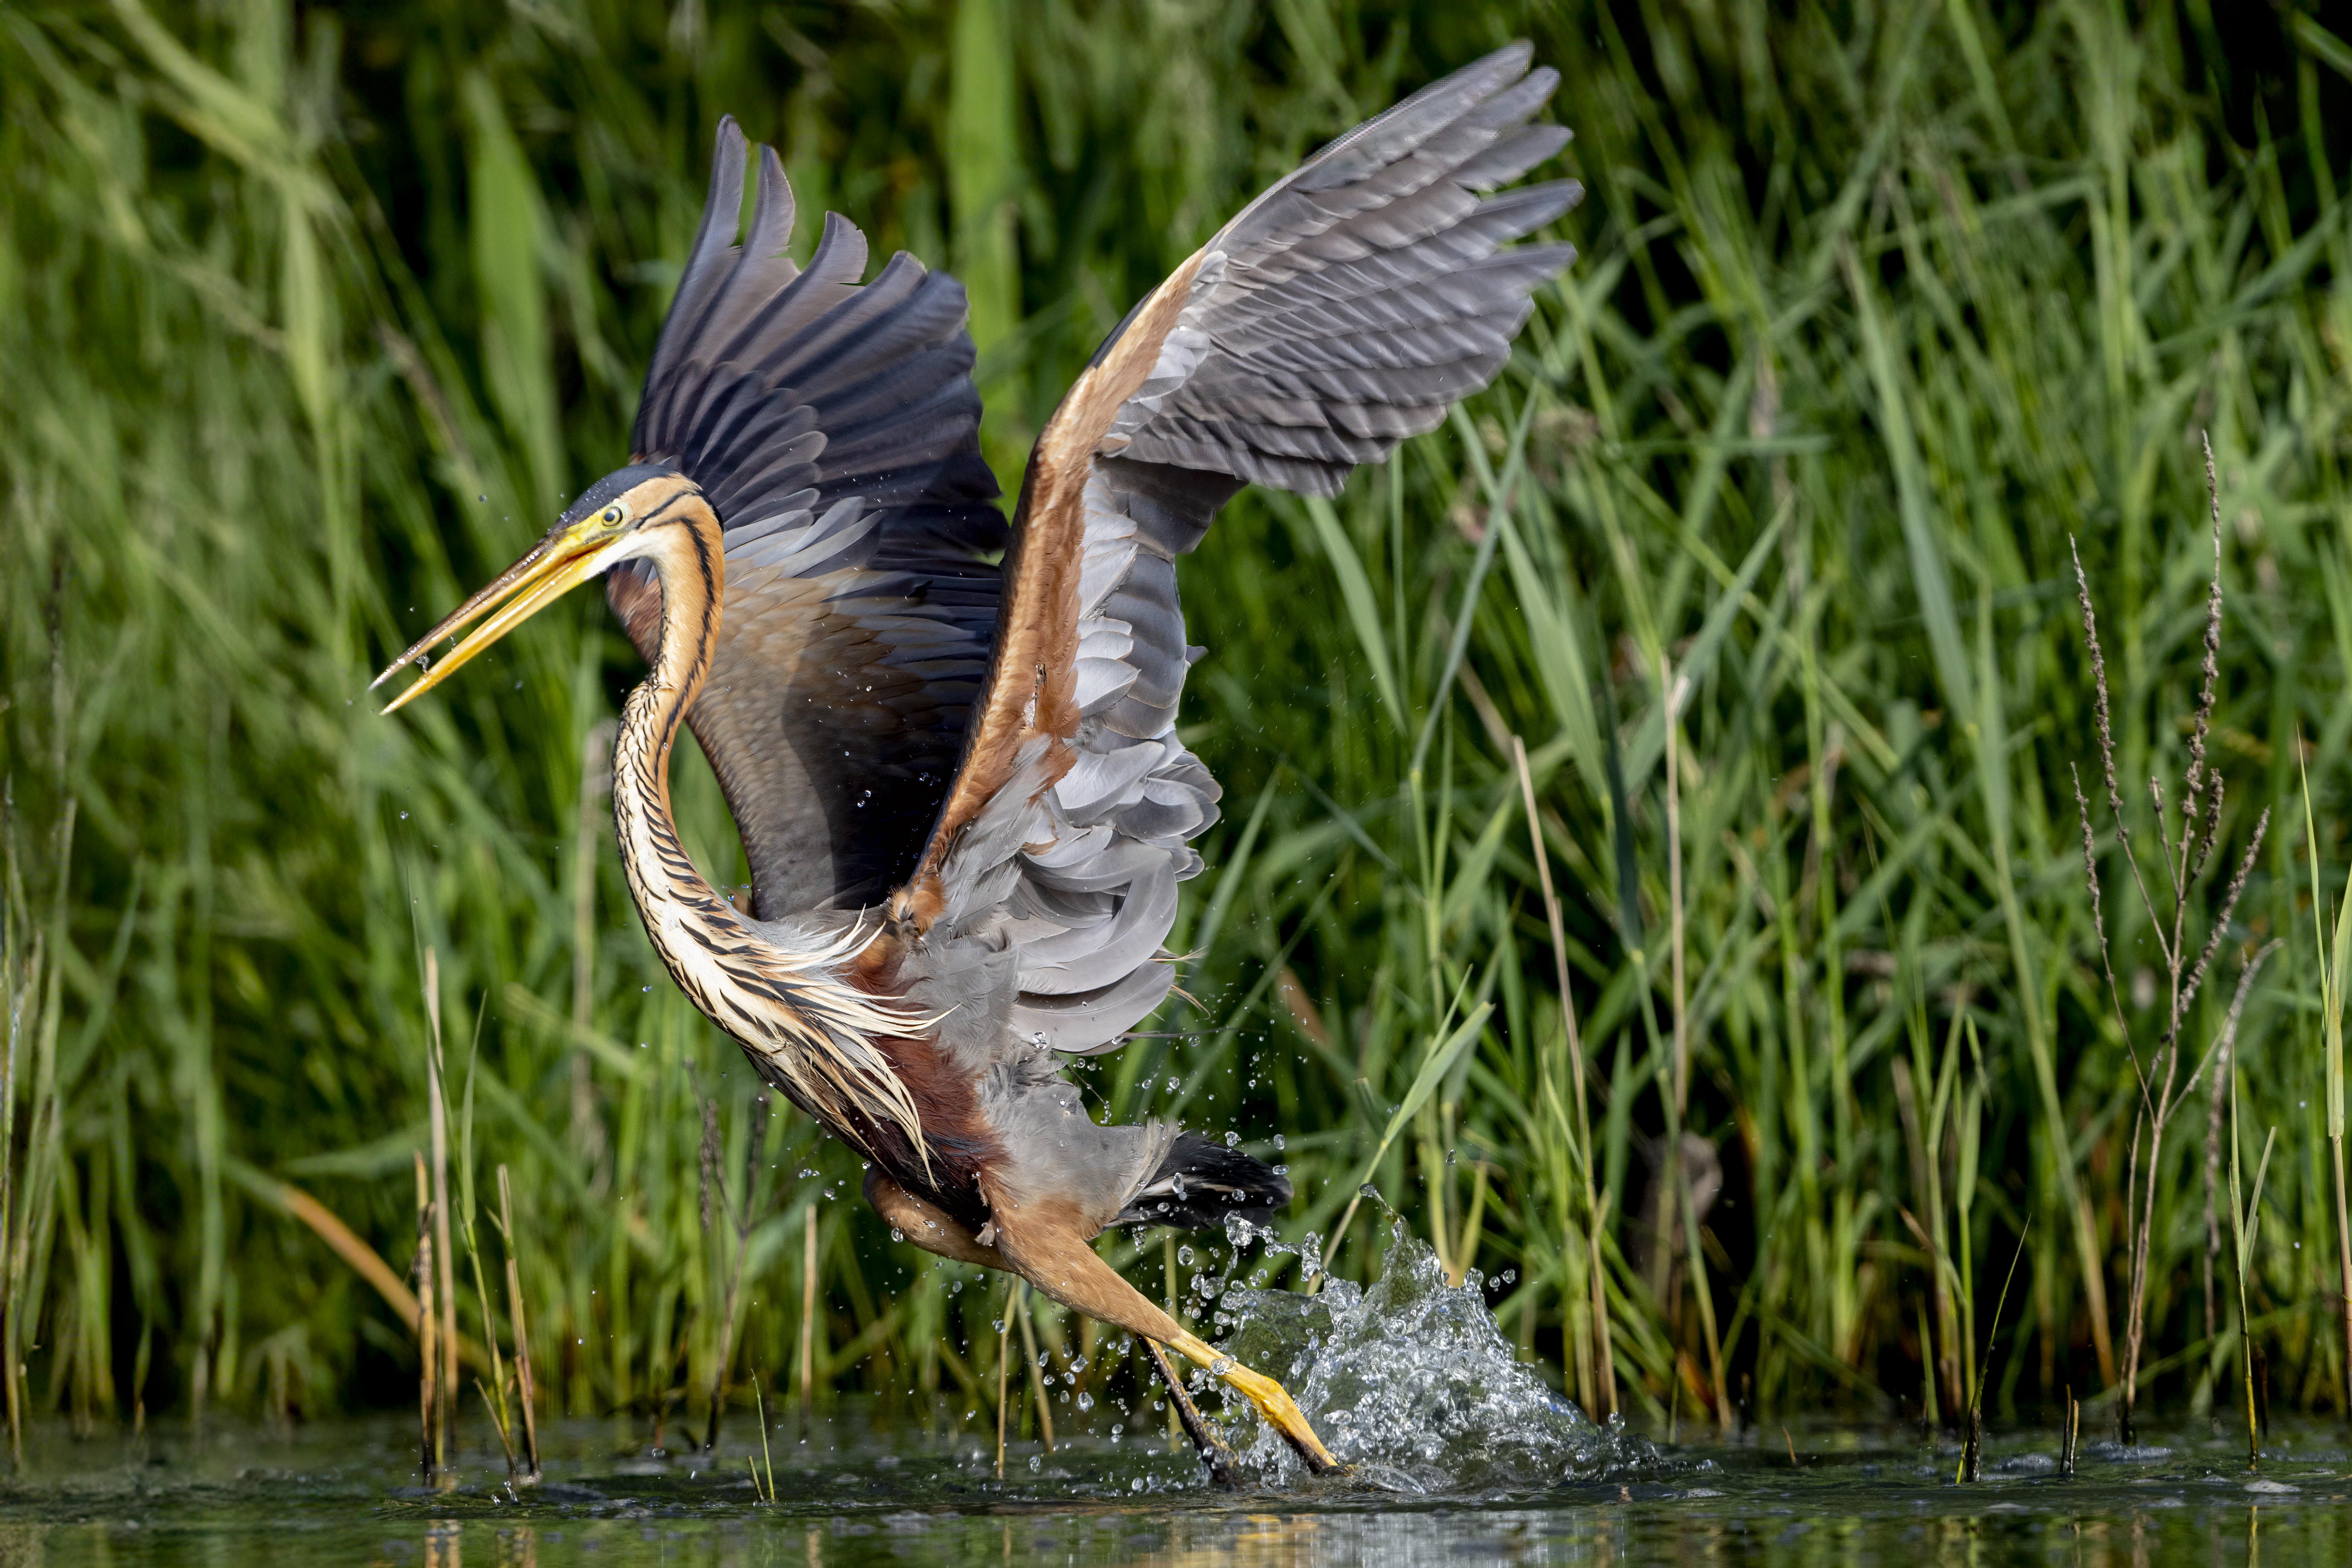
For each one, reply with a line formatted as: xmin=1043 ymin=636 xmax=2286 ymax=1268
xmin=1209 ymin=1356 xmax=1234 ymax=1376
xmin=890 ymin=1228 xmax=903 ymax=1242
xmin=1224 ymin=1130 xmax=1240 ymax=1148
xmin=1177 ymin=1245 xmax=1194 ymax=1266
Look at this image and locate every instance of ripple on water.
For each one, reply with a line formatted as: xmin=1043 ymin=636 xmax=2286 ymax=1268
xmin=1210 ymin=1220 xmax=1654 ymax=1490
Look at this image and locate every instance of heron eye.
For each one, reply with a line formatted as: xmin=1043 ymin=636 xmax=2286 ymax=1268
xmin=602 ymin=506 xmax=623 ymax=525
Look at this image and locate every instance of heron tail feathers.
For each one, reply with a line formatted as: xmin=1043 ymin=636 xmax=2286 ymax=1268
xmin=1113 ymin=1132 xmax=1292 ymax=1232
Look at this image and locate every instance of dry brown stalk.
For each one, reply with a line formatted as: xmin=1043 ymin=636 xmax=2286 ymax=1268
xmin=798 ymin=1205 xmax=819 ymax=1415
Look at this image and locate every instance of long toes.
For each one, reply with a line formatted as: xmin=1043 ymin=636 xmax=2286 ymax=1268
xmin=1222 ymin=1364 xmax=1340 ymax=1475
xmin=1164 ymin=1329 xmax=1339 ymax=1476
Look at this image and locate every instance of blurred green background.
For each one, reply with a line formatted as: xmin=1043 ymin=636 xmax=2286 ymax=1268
xmin=6 ymin=0 xmax=2352 ymax=1445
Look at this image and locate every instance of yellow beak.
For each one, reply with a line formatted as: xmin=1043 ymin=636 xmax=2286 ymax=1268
xmin=372 ymin=525 xmax=615 ymax=715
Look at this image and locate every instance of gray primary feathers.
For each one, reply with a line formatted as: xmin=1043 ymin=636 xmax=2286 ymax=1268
xmin=918 ymin=41 xmax=1579 ymax=1064
xmin=1101 ymin=42 xmax=1579 ymax=496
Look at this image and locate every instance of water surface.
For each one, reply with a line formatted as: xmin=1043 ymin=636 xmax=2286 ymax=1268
xmin=8 ymin=1235 xmax=2348 ymax=1562
xmin=7 ymin=1412 xmax=2351 ymax=1565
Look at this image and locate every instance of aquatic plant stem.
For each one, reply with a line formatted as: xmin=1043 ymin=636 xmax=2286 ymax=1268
xmin=2228 ymin=1062 xmax=2276 ymax=1468
xmin=1512 ymin=734 xmax=1612 ymax=1419
xmin=1957 ymin=1217 xmax=2026 ymax=1484
xmin=423 ymin=948 xmax=458 ymax=1422
xmin=1450 ymin=1161 xmax=1490 ymax=1288
xmin=752 ymin=1375 xmax=777 ymax=1501
xmin=1016 ymin=1281 xmax=1055 ymax=1451
xmin=464 ymin=1241 xmax=515 ymax=1472
xmin=497 ymin=1165 xmax=540 ymax=1480
xmin=1662 ymin=656 xmax=1728 ymax=1434
xmin=2069 ymin=496 xmax=2261 ymax=1442
xmin=412 ymin=1151 xmax=438 ymax=1475
xmin=0 ymin=834 xmax=37 ymax=1469
xmin=2295 ymin=741 xmax=2352 ymax=1421
xmin=2334 ymin=1137 xmax=2352 ymax=1423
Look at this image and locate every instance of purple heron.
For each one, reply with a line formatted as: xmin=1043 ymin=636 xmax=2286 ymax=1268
xmin=377 ymin=43 xmax=1577 ymax=1477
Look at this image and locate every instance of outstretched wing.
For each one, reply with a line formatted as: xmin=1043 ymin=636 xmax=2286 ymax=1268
xmin=609 ymin=120 xmax=1006 ymax=919
xmin=892 ymin=43 xmax=1579 ymax=1053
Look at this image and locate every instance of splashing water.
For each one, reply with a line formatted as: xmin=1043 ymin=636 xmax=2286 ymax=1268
xmin=1209 ymin=1219 xmax=1654 ymax=1491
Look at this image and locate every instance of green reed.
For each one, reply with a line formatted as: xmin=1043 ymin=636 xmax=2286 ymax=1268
xmin=4 ymin=0 xmax=2352 ymax=1448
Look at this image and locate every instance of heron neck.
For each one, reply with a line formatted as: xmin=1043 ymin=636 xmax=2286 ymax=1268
xmin=600 ymin=501 xmax=933 ymax=1170
xmin=611 ymin=506 xmax=737 ymax=943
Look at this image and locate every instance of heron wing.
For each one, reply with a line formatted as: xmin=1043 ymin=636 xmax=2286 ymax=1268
xmin=610 ymin=121 xmax=1005 ymax=919
xmin=897 ymin=43 xmax=1578 ymax=1054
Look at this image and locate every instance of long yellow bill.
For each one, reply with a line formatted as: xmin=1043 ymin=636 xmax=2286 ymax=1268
xmin=372 ymin=525 xmax=612 ymax=714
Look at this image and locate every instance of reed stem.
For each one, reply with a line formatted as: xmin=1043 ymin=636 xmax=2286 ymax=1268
xmin=498 ymin=1165 xmax=540 ymax=1481
xmin=423 ymin=948 xmax=458 ymax=1425
xmin=413 ymin=1151 xmax=438 ymax=1476
xmin=1016 ymin=1280 xmax=1055 ymax=1451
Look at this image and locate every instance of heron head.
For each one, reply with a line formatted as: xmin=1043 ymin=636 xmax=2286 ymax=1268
xmin=373 ymin=464 xmax=704 ymax=714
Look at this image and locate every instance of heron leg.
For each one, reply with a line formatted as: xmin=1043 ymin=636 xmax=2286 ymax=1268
xmin=1138 ymin=1336 xmax=1242 ymax=1486
xmin=867 ymin=1173 xmax=1254 ymax=1481
xmin=981 ymin=1190 xmax=1340 ymax=1476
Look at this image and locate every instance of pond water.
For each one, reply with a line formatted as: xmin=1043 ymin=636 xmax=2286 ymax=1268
xmin=7 ymin=1415 xmax=2351 ymax=1566
xmin=5 ymin=1230 xmax=2349 ymax=1564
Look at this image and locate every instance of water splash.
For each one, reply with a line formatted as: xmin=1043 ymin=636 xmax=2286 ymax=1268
xmin=1209 ymin=1219 xmax=1654 ymax=1491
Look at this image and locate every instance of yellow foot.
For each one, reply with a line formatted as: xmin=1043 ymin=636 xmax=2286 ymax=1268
xmin=1168 ymin=1329 xmax=1341 ymax=1475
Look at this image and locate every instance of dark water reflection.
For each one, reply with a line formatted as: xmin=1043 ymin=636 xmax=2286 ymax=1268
xmin=3 ymin=1414 xmax=2349 ymax=1565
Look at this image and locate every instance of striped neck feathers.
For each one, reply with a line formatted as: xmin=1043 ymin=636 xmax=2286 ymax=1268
xmin=609 ymin=500 xmax=931 ymax=1168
